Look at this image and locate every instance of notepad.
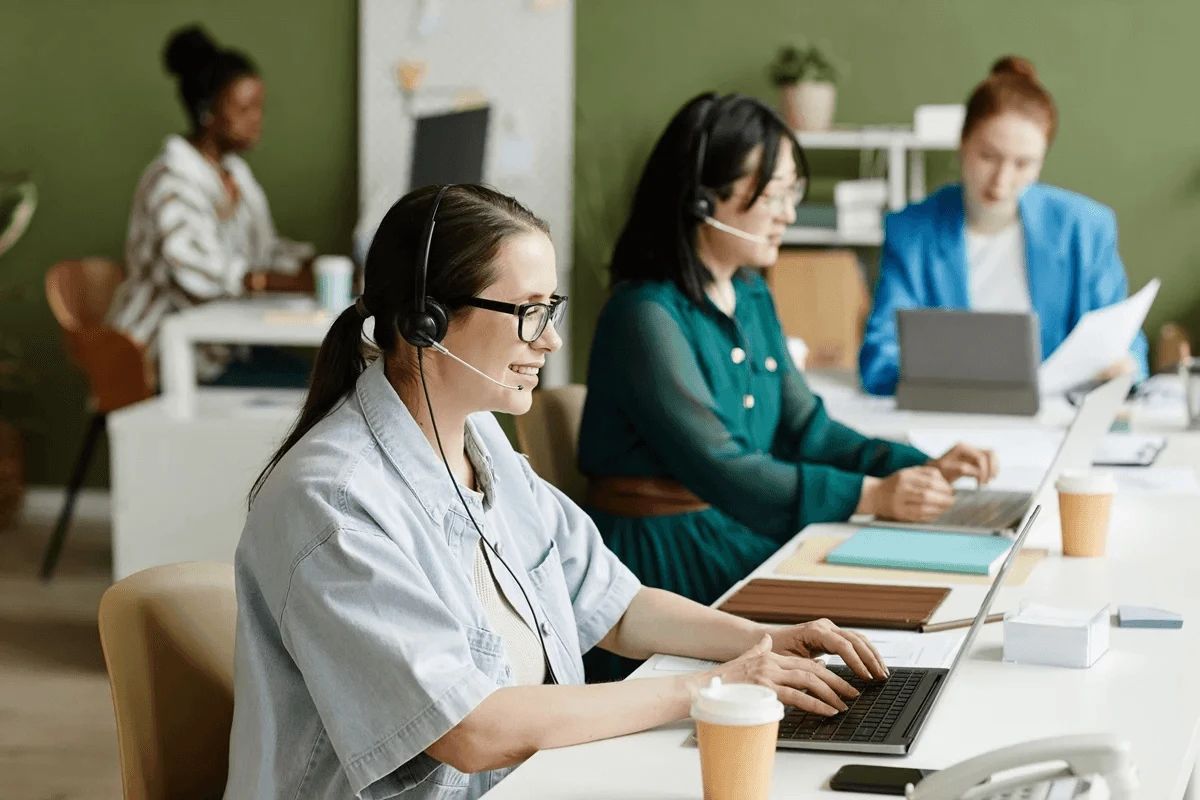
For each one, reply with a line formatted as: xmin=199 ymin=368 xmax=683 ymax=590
xmin=827 ymin=528 xmax=1013 ymax=576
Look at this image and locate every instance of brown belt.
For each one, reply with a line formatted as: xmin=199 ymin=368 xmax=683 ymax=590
xmin=586 ymin=476 xmax=711 ymax=518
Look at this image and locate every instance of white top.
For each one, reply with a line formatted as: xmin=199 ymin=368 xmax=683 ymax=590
xmin=967 ymin=222 xmax=1031 ymax=313
xmin=108 ymin=135 xmax=314 ymax=379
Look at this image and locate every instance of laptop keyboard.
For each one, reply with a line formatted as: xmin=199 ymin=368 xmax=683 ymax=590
xmin=778 ymin=667 xmax=925 ymax=744
xmin=935 ymin=490 xmax=1030 ymax=529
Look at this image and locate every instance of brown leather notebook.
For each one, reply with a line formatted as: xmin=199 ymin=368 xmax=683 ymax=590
xmin=717 ymin=578 xmax=950 ymax=631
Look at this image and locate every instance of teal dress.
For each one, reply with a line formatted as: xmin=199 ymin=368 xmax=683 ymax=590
xmin=579 ymin=273 xmax=930 ymax=610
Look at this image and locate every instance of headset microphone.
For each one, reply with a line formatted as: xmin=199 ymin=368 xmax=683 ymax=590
xmin=428 ymin=341 xmax=526 ymax=391
xmin=702 ymin=216 xmax=773 ymax=244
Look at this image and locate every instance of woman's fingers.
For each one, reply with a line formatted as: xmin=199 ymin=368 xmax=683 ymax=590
xmin=776 ymin=655 xmax=859 ymax=698
xmin=773 ymin=684 xmax=843 ymax=717
xmin=841 ymin=630 xmax=889 ymax=680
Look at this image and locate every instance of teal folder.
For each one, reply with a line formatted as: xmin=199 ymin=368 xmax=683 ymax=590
xmin=827 ymin=528 xmax=1013 ymax=576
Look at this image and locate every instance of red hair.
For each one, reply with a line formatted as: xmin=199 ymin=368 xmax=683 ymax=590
xmin=961 ymin=56 xmax=1058 ymax=145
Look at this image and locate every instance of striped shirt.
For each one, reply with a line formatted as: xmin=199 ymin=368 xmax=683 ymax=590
xmin=107 ymin=135 xmax=313 ymax=380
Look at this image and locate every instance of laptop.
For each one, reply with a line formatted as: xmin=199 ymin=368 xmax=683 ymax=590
xmin=409 ymin=106 xmax=491 ymax=189
xmin=879 ymin=371 xmax=1133 ymax=535
xmin=776 ymin=506 xmax=1039 ymax=755
xmin=896 ymin=309 xmax=1041 ymax=416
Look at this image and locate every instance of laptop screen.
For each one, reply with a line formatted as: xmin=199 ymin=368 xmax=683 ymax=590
xmin=946 ymin=505 xmax=1040 ymax=676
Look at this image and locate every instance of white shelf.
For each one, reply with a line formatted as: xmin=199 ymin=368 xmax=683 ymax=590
xmin=792 ymin=123 xmax=960 ymax=220
xmin=781 ymin=226 xmax=883 ymax=247
xmin=796 ymin=126 xmax=958 ymax=151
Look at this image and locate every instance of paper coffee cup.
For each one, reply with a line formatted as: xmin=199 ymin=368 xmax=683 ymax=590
xmin=314 ymin=255 xmax=355 ymax=313
xmin=691 ymin=678 xmax=784 ymax=800
xmin=1055 ymin=470 xmax=1116 ymax=557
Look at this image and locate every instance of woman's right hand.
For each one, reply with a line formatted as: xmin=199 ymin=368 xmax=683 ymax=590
xmin=858 ymin=466 xmax=955 ymax=522
xmin=698 ymin=634 xmax=859 ymax=716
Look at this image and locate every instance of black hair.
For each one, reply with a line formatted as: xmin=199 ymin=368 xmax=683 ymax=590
xmin=608 ymin=92 xmax=805 ymax=305
xmin=163 ymin=25 xmax=258 ymax=131
xmin=249 ymin=184 xmax=550 ymax=504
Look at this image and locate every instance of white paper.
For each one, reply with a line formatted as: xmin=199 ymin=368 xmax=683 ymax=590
xmin=650 ymin=628 xmax=966 ymax=673
xmin=653 ymin=656 xmax=719 ymax=673
xmin=1038 ymin=279 xmax=1160 ymax=396
xmin=1110 ymin=467 xmax=1200 ymax=495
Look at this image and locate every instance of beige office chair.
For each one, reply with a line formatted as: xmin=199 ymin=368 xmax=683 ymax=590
xmin=98 ymin=562 xmax=237 ymax=800
xmin=515 ymin=384 xmax=588 ymax=504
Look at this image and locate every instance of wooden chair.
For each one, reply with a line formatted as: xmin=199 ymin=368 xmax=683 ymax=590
xmin=42 ymin=259 xmax=153 ymax=578
xmin=98 ymin=562 xmax=236 ymax=800
xmin=514 ymin=384 xmax=588 ymax=505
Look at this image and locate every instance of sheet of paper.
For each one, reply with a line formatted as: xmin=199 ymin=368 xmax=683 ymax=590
xmin=1038 ymin=279 xmax=1160 ymax=396
xmin=651 ymin=628 xmax=966 ymax=673
xmin=653 ymin=656 xmax=719 ymax=673
xmin=1110 ymin=467 xmax=1200 ymax=495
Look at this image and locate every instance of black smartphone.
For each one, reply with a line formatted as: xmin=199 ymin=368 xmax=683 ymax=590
xmin=829 ymin=764 xmax=937 ymax=795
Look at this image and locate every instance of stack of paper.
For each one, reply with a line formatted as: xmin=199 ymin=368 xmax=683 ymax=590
xmin=1003 ymin=604 xmax=1109 ymax=668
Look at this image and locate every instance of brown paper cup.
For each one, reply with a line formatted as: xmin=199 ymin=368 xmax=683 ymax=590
xmin=695 ymin=719 xmax=779 ymax=800
xmin=1056 ymin=471 xmax=1115 ymax=557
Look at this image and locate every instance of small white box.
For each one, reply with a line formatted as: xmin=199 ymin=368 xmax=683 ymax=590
xmin=913 ymin=104 xmax=966 ymax=145
xmin=1003 ymin=603 xmax=1110 ymax=669
xmin=834 ymin=179 xmax=888 ymax=208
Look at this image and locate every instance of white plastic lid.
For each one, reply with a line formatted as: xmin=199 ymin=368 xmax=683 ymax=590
xmin=314 ymin=254 xmax=355 ymax=275
xmin=690 ymin=677 xmax=785 ymax=726
xmin=1055 ymin=470 xmax=1116 ymax=495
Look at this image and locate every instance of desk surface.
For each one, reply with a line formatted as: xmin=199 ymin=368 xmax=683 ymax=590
xmin=160 ymin=295 xmax=334 ymax=347
xmin=482 ymin=403 xmax=1200 ymax=799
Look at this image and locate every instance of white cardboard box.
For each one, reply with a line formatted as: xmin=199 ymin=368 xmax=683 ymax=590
xmin=1002 ymin=603 xmax=1110 ymax=669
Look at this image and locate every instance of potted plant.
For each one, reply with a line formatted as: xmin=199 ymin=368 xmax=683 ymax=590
xmin=770 ymin=44 xmax=841 ymax=132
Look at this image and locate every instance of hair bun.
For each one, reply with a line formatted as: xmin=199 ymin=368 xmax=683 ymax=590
xmin=164 ymin=25 xmax=218 ymax=79
xmin=990 ymin=55 xmax=1039 ymax=84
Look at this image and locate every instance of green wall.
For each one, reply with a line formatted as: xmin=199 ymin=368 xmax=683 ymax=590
xmin=0 ymin=1 xmax=357 ymax=486
xmin=573 ymin=0 xmax=1200 ymax=380
xmin=6 ymin=0 xmax=1200 ymax=485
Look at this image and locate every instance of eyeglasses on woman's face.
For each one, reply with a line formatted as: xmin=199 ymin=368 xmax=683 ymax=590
xmin=461 ymin=295 xmax=568 ymax=343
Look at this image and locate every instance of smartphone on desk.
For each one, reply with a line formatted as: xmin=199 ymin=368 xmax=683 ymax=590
xmin=830 ymin=764 xmax=937 ymax=795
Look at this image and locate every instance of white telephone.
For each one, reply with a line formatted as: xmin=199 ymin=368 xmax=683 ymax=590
xmin=907 ymin=734 xmax=1137 ymax=800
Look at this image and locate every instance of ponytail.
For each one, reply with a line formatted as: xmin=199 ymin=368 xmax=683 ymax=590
xmin=249 ymin=303 xmax=371 ymax=505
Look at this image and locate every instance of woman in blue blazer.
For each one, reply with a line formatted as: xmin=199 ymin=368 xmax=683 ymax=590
xmin=860 ymin=57 xmax=1148 ymax=396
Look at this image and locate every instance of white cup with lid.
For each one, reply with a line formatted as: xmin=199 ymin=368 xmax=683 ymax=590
xmin=691 ymin=677 xmax=784 ymax=800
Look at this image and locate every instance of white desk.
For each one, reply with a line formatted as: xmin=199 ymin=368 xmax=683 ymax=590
xmin=483 ymin=403 xmax=1200 ymax=798
xmin=158 ymin=295 xmax=333 ymax=417
xmin=107 ymin=388 xmax=304 ymax=579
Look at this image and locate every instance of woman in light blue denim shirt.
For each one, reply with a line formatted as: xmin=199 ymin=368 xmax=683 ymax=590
xmin=224 ymin=185 xmax=889 ymax=800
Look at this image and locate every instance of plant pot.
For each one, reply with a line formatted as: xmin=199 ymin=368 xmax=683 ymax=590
xmin=780 ymin=81 xmax=837 ymax=131
xmin=0 ymin=421 xmax=23 ymax=530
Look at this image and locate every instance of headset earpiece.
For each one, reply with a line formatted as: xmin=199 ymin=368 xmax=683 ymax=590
xmin=399 ymin=298 xmax=448 ymax=348
xmin=399 ymin=185 xmax=452 ymax=348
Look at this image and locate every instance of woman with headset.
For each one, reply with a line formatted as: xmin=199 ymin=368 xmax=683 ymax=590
xmin=859 ymin=56 xmax=1148 ymax=396
xmin=224 ymin=184 xmax=890 ymax=800
xmin=578 ymin=94 xmax=993 ymax=678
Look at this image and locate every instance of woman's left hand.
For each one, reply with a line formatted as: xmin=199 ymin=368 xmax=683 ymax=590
xmin=768 ymin=618 xmax=889 ymax=680
xmin=930 ymin=443 xmax=997 ymax=484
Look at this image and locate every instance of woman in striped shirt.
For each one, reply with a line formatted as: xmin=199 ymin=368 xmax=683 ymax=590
xmin=108 ymin=25 xmax=315 ymax=385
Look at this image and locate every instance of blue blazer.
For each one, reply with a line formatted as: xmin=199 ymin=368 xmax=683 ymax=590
xmin=859 ymin=183 xmax=1149 ymax=396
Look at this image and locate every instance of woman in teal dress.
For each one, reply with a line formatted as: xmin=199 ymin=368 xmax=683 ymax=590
xmin=579 ymin=94 xmax=994 ymax=678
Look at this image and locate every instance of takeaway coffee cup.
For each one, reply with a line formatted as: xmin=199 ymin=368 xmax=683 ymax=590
xmin=1056 ymin=470 xmax=1116 ymax=557
xmin=691 ymin=677 xmax=784 ymax=800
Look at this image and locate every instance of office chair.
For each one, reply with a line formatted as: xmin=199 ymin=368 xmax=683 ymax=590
xmin=41 ymin=259 xmax=153 ymax=578
xmin=513 ymin=384 xmax=588 ymax=505
xmin=98 ymin=562 xmax=236 ymax=800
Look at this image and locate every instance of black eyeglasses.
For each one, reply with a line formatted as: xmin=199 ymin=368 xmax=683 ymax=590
xmin=461 ymin=295 xmax=568 ymax=343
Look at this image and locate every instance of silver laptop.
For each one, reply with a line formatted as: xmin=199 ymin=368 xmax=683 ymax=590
xmin=880 ymin=372 xmax=1133 ymax=535
xmin=896 ymin=309 xmax=1041 ymax=416
xmin=777 ymin=507 xmax=1040 ymax=754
